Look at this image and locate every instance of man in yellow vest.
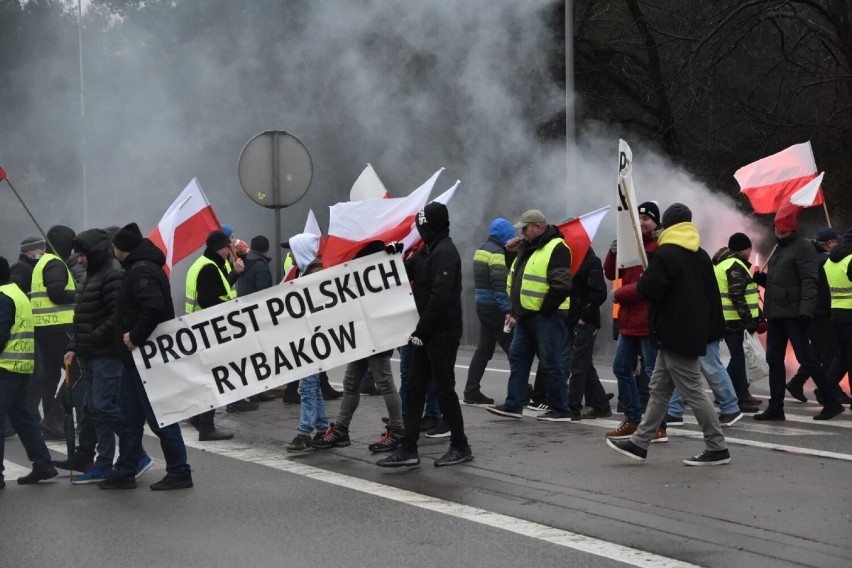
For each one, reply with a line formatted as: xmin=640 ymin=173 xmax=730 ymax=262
xmin=487 ymin=209 xmax=573 ymax=421
xmin=184 ymin=230 xmax=244 ymax=440
xmin=824 ymin=228 xmax=852 ymax=407
xmin=29 ymin=225 xmax=77 ymax=440
xmin=0 ymin=256 xmax=58 ymax=487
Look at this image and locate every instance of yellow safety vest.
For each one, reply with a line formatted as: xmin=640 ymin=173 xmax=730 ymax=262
xmin=283 ymin=253 xmax=294 ymax=275
xmin=823 ymin=254 xmax=852 ymax=310
xmin=508 ymin=239 xmax=571 ymax=312
xmin=29 ymin=253 xmax=75 ymax=327
xmin=715 ymin=257 xmax=759 ymax=321
xmin=185 ymin=256 xmax=235 ymax=314
xmin=0 ymin=283 xmax=35 ymax=374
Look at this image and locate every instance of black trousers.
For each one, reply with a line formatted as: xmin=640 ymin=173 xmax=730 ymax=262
xmin=464 ymin=306 xmax=512 ymax=396
xmin=567 ymin=323 xmax=608 ymax=412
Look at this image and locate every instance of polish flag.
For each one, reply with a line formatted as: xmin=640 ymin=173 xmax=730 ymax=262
xmin=0 ymin=166 xmax=6 ymax=182
xmin=148 ymin=178 xmax=222 ymax=276
xmin=773 ymin=172 xmax=825 ymax=231
xmin=734 ymin=142 xmax=824 ymax=214
xmin=323 ymin=168 xmax=443 ymax=267
xmin=350 ymin=163 xmax=390 ymax=201
xmin=399 ymin=180 xmax=461 ymax=251
xmin=557 ymin=206 xmax=611 ymax=275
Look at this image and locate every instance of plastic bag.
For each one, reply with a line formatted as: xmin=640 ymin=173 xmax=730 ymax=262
xmin=744 ymin=332 xmax=769 ymax=384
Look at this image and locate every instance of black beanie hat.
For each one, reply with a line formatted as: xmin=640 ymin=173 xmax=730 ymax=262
xmin=637 ymin=201 xmax=661 ymax=226
xmin=20 ymin=236 xmax=46 ymax=253
xmin=112 ymin=223 xmax=144 ymax=252
xmin=417 ymin=201 xmax=450 ymax=232
xmin=250 ymin=235 xmax=269 ymax=253
xmin=0 ymin=257 xmax=9 ymax=284
xmin=661 ymin=203 xmax=692 ymax=228
xmin=206 ymin=230 xmax=231 ymax=250
xmin=728 ymin=232 xmax=752 ymax=252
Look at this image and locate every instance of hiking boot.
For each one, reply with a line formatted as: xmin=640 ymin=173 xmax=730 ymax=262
xmin=226 ymin=399 xmax=260 ymax=413
xmin=286 ymin=433 xmax=315 ymax=453
xmin=425 ymin=420 xmax=451 ymax=438
xmin=313 ymin=424 xmax=350 ymax=449
xmin=606 ymin=438 xmax=647 ymax=462
xmin=150 ymin=473 xmax=193 ymax=491
xmin=136 ymin=454 xmax=153 ymax=478
xmin=419 ymin=415 xmax=441 ymax=431
xmin=718 ymin=412 xmax=744 ymax=427
xmin=581 ymin=407 xmax=612 ymax=419
xmin=17 ymin=466 xmax=59 ymax=485
xmin=536 ymin=409 xmax=573 ymax=422
xmin=376 ymin=447 xmax=420 ymax=467
xmin=813 ymin=405 xmax=844 ymax=421
xmin=664 ymin=414 xmax=684 ymax=426
xmin=785 ymin=382 xmax=807 ymax=403
xmin=434 ymin=446 xmax=474 ymax=467
xmin=487 ymin=404 xmax=523 ymax=419
xmin=71 ymin=467 xmax=112 ymax=485
xmin=53 ymin=456 xmax=94 ymax=472
xmin=651 ymin=427 xmax=668 ymax=443
xmin=753 ymin=408 xmax=786 ymax=421
xmin=462 ymin=392 xmax=494 ymax=406
xmin=198 ymin=428 xmax=234 ymax=441
xmin=683 ymin=449 xmax=731 ymax=466
xmin=98 ymin=474 xmax=137 ymax=490
xmin=368 ymin=427 xmax=403 ymax=453
xmin=605 ymin=420 xmax=638 ymax=439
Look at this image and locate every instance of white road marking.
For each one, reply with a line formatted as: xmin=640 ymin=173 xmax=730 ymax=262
xmin=1 ymin=460 xmax=31 ymax=479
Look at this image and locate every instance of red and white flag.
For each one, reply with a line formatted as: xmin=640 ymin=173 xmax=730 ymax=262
xmin=350 ymin=163 xmax=390 ymax=201
xmin=557 ymin=206 xmax=611 ymax=275
xmin=323 ymin=168 xmax=443 ymax=267
xmin=773 ymin=172 xmax=825 ymax=231
xmin=399 ymin=180 xmax=461 ymax=251
xmin=0 ymin=166 xmax=7 ymax=182
xmin=148 ymin=178 xmax=222 ymax=276
xmin=735 ymin=142 xmax=825 ymax=214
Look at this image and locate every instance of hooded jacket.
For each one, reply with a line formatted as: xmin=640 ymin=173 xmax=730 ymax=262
xmin=637 ymin=222 xmax=723 ymax=357
xmin=604 ymin=230 xmax=658 ymax=336
xmin=236 ymin=250 xmax=272 ymax=296
xmin=472 ymin=219 xmax=515 ymax=313
xmin=759 ymin=230 xmax=819 ymax=320
xmin=67 ymin=229 xmax=123 ymax=357
xmin=39 ymin=225 xmax=77 ymax=307
xmin=566 ymin=247 xmax=606 ymax=328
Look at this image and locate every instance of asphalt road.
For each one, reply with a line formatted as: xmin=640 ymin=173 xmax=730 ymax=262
xmin=2 ymin=349 xmax=850 ymax=568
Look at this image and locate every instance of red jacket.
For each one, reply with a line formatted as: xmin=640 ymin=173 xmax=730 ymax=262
xmin=604 ymin=233 xmax=658 ymax=336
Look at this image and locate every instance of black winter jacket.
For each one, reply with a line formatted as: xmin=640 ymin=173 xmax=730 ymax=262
xmin=758 ymin=231 xmax=819 ymax=320
xmin=406 ymin=231 xmax=462 ymax=339
xmin=10 ymin=254 xmax=37 ymax=294
xmin=638 ymin=223 xmax=723 ymax=357
xmin=196 ymin=249 xmax=233 ymax=309
xmin=236 ymin=251 xmax=272 ymax=297
xmin=565 ymin=247 xmax=606 ymax=328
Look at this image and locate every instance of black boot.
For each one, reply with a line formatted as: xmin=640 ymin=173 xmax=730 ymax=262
xmin=320 ymin=372 xmax=342 ymax=401
xmin=281 ymin=382 xmax=301 ymax=404
xmin=17 ymin=466 xmax=59 ymax=485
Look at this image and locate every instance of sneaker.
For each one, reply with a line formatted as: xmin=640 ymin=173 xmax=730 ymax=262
xmin=683 ymin=449 xmax=731 ymax=466
xmin=581 ymin=407 xmax=612 ymax=419
xmin=226 ymin=399 xmax=260 ymax=413
xmin=434 ymin=446 xmax=474 ymax=467
xmin=753 ymin=408 xmax=786 ymax=421
xmin=536 ymin=410 xmax=573 ymax=422
xmin=785 ymin=382 xmax=807 ymax=403
xmin=286 ymin=433 xmax=315 ymax=453
xmin=376 ymin=447 xmax=420 ymax=467
xmin=71 ymin=467 xmax=112 ymax=485
xmin=606 ymin=438 xmax=647 ymax=462
xmin=718 ymin=412 xmax=743 ymax=428
xmin=487 ymin=404 xmax=523 ymax=419
xmin=198 ymin=428 xmax=234 ymax=441
xmin=664 ymin=414 xmax=684 ymax=427
xmin=651 ymin=427 xmax=668 ymax=443
xmin=150 ymin=473 xmax=193 ymax=491
xmin=53 ymin=456 xmax=94 ymax=472
xmin=525 ymin=401 xmax=549 ymax=413
xmin=419 ymin=415 xmax=441 ymax=431
xmin=813 ymin=405 xmax=844 ymax=421
xmin=462 ymin=392 xmax=494 ymax=406
xmin=425 ymin=420 xmax=451 ymax=438
xmin=741 ymin=394 xmax=762 ymax=406
xmin=136 ymin=454 xmax=153 ymax=478
xmin=313 ymin=424 xmax=351 ymax=449
xmin=739 ymin=403 xmax=760 ymax=414
xmin=368 ymin=427 xmax=403 ymax=453
xmin=97 ymin=474 xmax=137 ymax=490
xmin=605 ymin=420 xmax=638 ymax=439
xmin=16 ymin=466 xmax=58 ymax=485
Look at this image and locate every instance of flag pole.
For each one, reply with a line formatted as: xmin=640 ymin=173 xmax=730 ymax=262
xmin=822 ymin=201 xmax=832 ymax=228
xmin=2 ymin=176 xmax=57 ymax=255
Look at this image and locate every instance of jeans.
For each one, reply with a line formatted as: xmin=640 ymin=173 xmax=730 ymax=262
xmin=0 ymin=371 xmax=52 ymax=479
xmin=567 ymin=323 xmax=608 ymax=412
xmin=504 ymin=314 xmax=569 ymax=413
xmin=612 ymin=335 xmax=657 ymax=423
xmin=668 ymin=341 xmax=740 ymax=417
xmin=399 ymin=344 xmax=440 ymax=418
xmin=114 ymin=365 xmax=190 ymax=477
xmin=402 ymin=331 xmax=467 ymax=452
xmin=80 ymin=356 xmax=124 ymax=469
xmin=723 ymin=329 xmax=751 ymax=401
xmin=297 ymin=374 xmax=329 ymax=434
xmin=765 ymin=318 xmax=841 ymax=410
xmin=465 ymin=306 xmax=512 ymax=397
xmin=337 ymin=352 xmax=403 ymax=431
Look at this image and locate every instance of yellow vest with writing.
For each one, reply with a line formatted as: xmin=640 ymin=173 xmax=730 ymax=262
xmin=715 ymin=257 xmax=759 ymax=321
xmin=29 ymin=253 xmax=75 ymax=327
xmin=823 ymin=255 xmax=852 ymax=310
xmin=0 ymin=283 xmax=35 ymax=374
xmin=508 ymin=239 xmax=571 ymax=312
xmin=185 ymin=256 xmax=235 ymax=314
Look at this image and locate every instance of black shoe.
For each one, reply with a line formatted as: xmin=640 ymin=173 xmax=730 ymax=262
xmin=419 ymin=414 xmax=441 ymax=431
xmin=313 ymin=424 xmax=350 ymax=449
xmin=226 ymin=399 xmax=260 ymax=413
xmin=683 ymin=449 xmax=731 ymax=466
xmin=198 ymin=428 xmax=234 ymax=441
xmin=53 ymin=456 xmax=94 ymax=472
xmin=321 ymin=384 xmax=343 ymax=401
xmin=813 ymin=405 xmax=844 ymax=421
xmin=368 ymin=426 xmax=403 ymax=453
xmin=434 ymin=446 xmax=474 ymax=467
xmin=376 ymin=447 xmax=420 ymax=467
xmin=664 ymin=414 xmax=684 ymax=426
xmin=98 ymin=474 xmax=137 ymax=490
xmin=150 ymin=473 xmax=193 ymax=491
xmin=616 ymin=403 xmax=626 ymax=413
xmin=250 ymin=393 xmax=277 ymax=403
xmin=785 ymin=382 xmax=807 ymax=403
xmin=754 ymin=408 xmax=786 ymax=421
xmin=462 ymin=392 xmax=494 ymax=406
xmin=39 ymin=420 xmax=64 ymax=441
xmin=536 ymin=409 xmax=573 ymax=422
xmin=0 ymin=479 xmax=5 ymax=489
xmin=486 ymin=404 xmax=523 ymax=419
xmin=606 ymin=438 xmax=647 ymax=462
xmin=425 ymin=420 xmax=451 ymax=438
xmin=187 ymin=415 xmax=201 ymax=430
xmin=286 ymin=433 xmax=315 ymax=453
xmin=739 ymin=404 xmax=760 ymax=414
xmin=581 ymin=407 xmax=612 ymax=419
xmin=16 ymin=466 xmax=58 ymax=485
xmin=718 ymin=412 xmax=744 ymax=427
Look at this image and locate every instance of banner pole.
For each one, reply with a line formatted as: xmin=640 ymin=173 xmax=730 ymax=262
xmin=3 ymin=177 xmax=56 ymax=254
xmin=822 ymin=201 xmax=832 ymax=228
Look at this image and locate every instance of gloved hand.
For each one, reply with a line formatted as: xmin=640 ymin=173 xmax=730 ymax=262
xmin=757 ymin=321 xmax=767 ymax=334
xmin=609 ymin=238 xmax=617 ymax=255
xmin=797 ymin=314 xmax=812 ymax=327
xmin=385 ymin=242 xmax=404 ymax=254
xmin=752 ymin=271 xmax=767 ymax=286
xmin=746 ymin=320 xmax=757 ymax=334
xmin=408 ymin=335 xmax=423 ymax=347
